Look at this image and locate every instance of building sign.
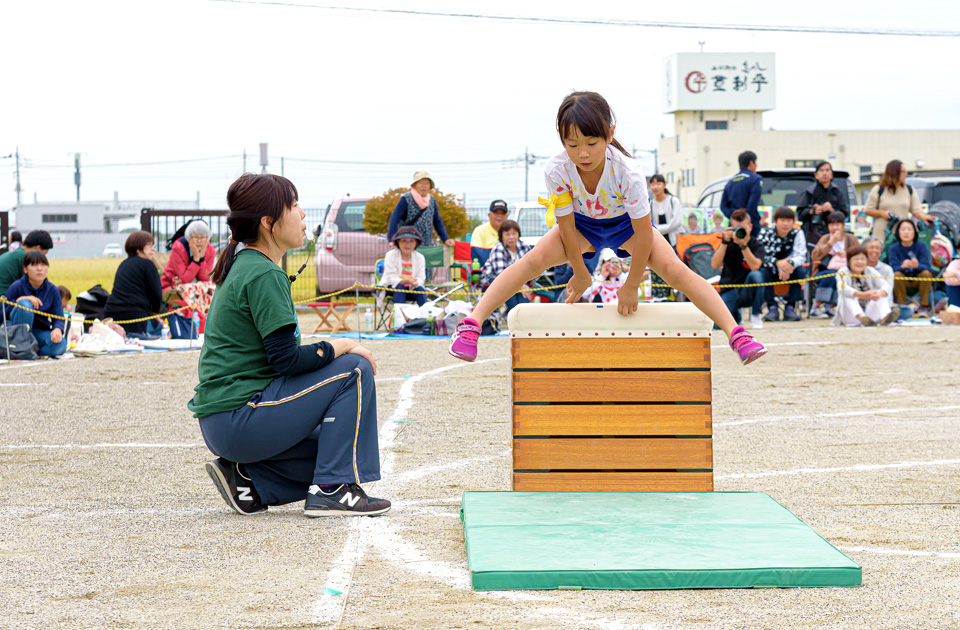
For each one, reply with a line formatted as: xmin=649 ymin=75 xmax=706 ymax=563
xmin=663 ymin=53 xmax=775 ymax=113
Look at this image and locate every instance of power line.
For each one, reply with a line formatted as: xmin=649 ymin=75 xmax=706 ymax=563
xmin=208 ymin=1 xmax=960 ymax=38
xmin=284 ymin=156 xmax=519 ymax=166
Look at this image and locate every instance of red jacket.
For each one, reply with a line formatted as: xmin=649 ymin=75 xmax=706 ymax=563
xmin=161 ymin=237 xmax=216 ymax=291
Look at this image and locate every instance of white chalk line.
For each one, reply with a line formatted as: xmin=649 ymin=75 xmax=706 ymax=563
xmin=717 ymin=458 xmax=960 ymax=480
xmin=313 ymin=358 xmax=506 ymax=626
xmin=0 ymin=442 xmax=204 ymax=450
xmin=838 ymin=545 xmax=960 ymax=559
xmin=716 ymin=404 xmax=960 ymax=428
xmin=390 ymin=449 xmax=510 ymax=483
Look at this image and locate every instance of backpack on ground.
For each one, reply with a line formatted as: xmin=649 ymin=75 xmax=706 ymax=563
xmin=0 ymin=324 xmax=40 ymax=361
xmin=682 ymin=242 xmax=720 ymax=281
xmin=75 ymin=285 xmax=111 ymax=327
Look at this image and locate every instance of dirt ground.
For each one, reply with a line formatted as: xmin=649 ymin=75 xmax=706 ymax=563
xmin=1 ymin=314 xmax=958 ymax=630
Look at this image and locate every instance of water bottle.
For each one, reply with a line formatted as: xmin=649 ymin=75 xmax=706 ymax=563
xmin=192 ymin=311 xmax=201 ymax=339
xmin=364 ymin=307 xmax=373 ymax=332
xmin=470 ymin=258 xmax=481 ymax=285
xmin=161 ymin=319 xmax=170 ymax=340
xmin=425 ymin=314 xmax=435 ymax=336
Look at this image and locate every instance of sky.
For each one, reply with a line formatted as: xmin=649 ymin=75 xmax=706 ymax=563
xmin=2 ymin=0 xmax=959 ymax=214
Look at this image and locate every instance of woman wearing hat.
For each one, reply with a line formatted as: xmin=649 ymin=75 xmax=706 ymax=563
xmin=387 ymin=171 xmax=455 ymax=250
xmin=382 ymin=226 xmax=428 ymax=306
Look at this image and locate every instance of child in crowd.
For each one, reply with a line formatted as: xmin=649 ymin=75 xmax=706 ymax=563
xmin=3 ymin=250 xmax=67 ymax=357
xmin=381 ymin=225 xmax=428 ymax=307
xmin=449 ymin=91 xmax=765 ymax=364
xmin=59 ymin=285 xmax=72 ymax=313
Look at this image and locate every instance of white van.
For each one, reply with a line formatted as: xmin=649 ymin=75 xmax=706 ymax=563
xmin=507 ymin=202 xmax=551 ymax=247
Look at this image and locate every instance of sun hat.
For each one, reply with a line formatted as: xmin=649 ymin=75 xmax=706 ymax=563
xmin=489 ymin=200 xmax=508 ymax=213
xmin=598 ymin=247 xmax=619 ymax=263
xmin=393 ymin=225 xmax=423 ymax=248
xmin=411 ymin=170 xmax=435 ymax=188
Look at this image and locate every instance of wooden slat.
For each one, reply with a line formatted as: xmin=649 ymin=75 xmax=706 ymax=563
xmin=513 ymin=472 xmax=713 ymax=492
xmin=513 ymin=404 xmax=711 ymax=436
xmin=512 ymin=338 xmax=710 ymax=370
xmin=512 ymin=371 xmax=711 ymax=403
xmin=513 ymin=438 xmax=712 ymax=470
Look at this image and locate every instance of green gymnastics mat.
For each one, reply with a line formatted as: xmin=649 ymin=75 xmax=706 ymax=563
xmin=460 ymin=491 xmax=861 ymax=591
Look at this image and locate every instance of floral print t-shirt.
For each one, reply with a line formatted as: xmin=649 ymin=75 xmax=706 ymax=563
xmin=543 ymin=146 xmax=651 ymax=221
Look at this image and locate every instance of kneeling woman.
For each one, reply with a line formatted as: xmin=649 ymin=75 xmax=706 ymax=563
xmin=188 ymin=174 xmax=389 ymax=518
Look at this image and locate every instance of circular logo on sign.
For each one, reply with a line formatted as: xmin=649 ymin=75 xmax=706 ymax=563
xmin=685 ymin=71 xmax=707 ymax=94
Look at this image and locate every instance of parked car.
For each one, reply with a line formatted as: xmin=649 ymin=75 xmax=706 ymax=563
xmin=315 ymin=196 xmax=390 ymax=294
xmin=906 ymin=173 xmax=960 ymax=206
xmin=695 ymin=168 xmax=858 ymax=224
xmin=102 ymin=243 xmax=123 ymax=258
xmin=507 ymin=202 xmax=551 ymax=247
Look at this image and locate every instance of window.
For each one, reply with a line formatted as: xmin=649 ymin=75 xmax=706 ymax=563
xmin=859 ymin=165 xmax=873 ymax=181
xmin=785 ymin=159 xmax=817 ymax=168
xmin=705 ymin=121 xmax=728 ymax=130
xmin=335 ymin=202 xmax=368 ymax=232
xmin=42 ymin=214 xmax=78 ymax=223
xmin=681 ymin=169 xmax=697 ymax=187
xmin=675 ymin=136 xmax=679 ymax=152
xmin=953 ymin=158 xmax=960 ymax=169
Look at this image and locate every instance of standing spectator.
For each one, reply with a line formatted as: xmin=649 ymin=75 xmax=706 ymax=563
xmin=0 ymin=230 xmax=53 ymax=295
xmin=864 ymin=160 xmax=934 ymax=237
xmin=758 ymin=207 xmax=807 ymax=322
xmin=103 ymin=231 xmax=164 ymax=336
xmin=712 ymin=209 xmax=766 ymax=329
xmin=2 ymin=250 xmax=67 ymax=357
xmin=809 ymin=211 xmax=859 ymax=318
xmin=834 ymin=246 xmax=898 ymax=326
xmin=681 ymin=213 xmax=701 ymax=235
xmin=720 ymin=151 xmax=763 ymax=226
xmin=387 ymin=170 xmax=455 ymax=248
xmin=7 ymin=231 xmax=22 ymax=252
xmin=648 ymin=174 xmax=683 ymax=247
xmin=796 ymin=161 xmax=849 ymax=247
xmin=888 ymin=218 xmax=934 ymax=317
xmin=864 ymin=236 xmax=912 ymax=321
xmin=470 ymin=200 xmax=509 ymax=249
xmin=381 ymin=226 xmax=427 ymax=307
xmin=480 ymin=220 xmax=533 ymax=313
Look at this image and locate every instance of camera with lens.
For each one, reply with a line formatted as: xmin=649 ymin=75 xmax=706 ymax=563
xmin=734 ymin=226 xmax=747 ymax=240
xmin=810 ymin=212 xmax=824 ymax=227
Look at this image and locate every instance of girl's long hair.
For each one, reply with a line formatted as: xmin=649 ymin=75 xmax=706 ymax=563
xmin=211 ymin=173 xmax=299 ymax=285
xmin=556 ymin=91 xmax=631 ymax=157
xmin=648 ymin=173 xmax=671 ymax=197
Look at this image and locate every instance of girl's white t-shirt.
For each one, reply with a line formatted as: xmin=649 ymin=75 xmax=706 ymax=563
xmin=543 ymin=146 xmax=651 ymax=221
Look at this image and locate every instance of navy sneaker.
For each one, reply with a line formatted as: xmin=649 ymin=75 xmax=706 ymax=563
xmin=763 ymin=306 xmax=780 ymax=322
xmin=304 ymin=483 xmax=391 ymax=517
xmin=783 ymin=305 xmax=801 ymax=321
xmin=204 ymin=458 xmax=267 ymax=516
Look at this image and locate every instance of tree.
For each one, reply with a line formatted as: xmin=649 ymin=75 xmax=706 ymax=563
xmin=363 ymin=187 xmax=469 ymax=240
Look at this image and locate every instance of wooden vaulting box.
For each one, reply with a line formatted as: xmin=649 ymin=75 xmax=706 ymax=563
xmin=507 ymin=303 xmax=714 ymax=492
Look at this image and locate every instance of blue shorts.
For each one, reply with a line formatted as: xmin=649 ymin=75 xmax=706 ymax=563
xmin=573 ymin=213 xmax=635 ymax=260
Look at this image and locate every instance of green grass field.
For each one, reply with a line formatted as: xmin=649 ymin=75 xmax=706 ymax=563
xmin=48 ymin=258 xmax=123 ymax=301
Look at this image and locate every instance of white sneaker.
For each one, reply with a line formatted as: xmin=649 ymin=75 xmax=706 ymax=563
xmin=749 ymin=314 xmax=764 ymax=329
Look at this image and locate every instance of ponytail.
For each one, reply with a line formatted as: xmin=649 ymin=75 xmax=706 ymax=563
xmin=212 ymin=173 xmax=299 ymax=285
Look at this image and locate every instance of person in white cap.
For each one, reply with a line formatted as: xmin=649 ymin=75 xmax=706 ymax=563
xmin=387 ymin=170 xmax=455 ymax=249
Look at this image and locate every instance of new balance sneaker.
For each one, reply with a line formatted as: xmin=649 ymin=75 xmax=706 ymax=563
xmin=749 ymin=314 xmax=764 ymax=330
xmin=880 ymin=306 xmax=900 ymax=326
xmin=205 ymin=458 xmax=267 ymax=516
xmin=304 ymin=483 xmax=391 ymax=517
xmin=729 ymin=325 xmax=767 ymax=365
xmin=763 ymin=306 xmax=780 ymax=322
xmin=449 ymin=317 xmax=481 ymax=362
xmin=783 ymin=305 xmax=801 ymax=322
xmin=809 ymin=303 xmax=829 ymax=319
xmin=825 ymin=304 xmax=836 ymax=317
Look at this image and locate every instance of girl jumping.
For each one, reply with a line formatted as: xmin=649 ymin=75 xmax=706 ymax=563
xmin=449 ymin=91 xmax=767 ymax=364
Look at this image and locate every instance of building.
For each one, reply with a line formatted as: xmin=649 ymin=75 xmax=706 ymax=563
xmin=658 ymin=52 xmax=960 ymax=205
xmin=13 ymin=192 xmax=199 ymax=257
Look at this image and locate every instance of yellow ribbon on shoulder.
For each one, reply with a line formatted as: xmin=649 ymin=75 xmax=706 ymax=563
xmin=537 ymin=191 xmax=573 ymax=228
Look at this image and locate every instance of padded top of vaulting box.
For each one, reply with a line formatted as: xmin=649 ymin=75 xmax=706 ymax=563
xmin=507 ymin=303 xmax=713 ymax=338
xmin=461 ymin=491 xmax=862 ymax=591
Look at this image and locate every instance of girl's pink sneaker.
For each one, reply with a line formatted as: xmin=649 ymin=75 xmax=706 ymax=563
xmin=729 ymin=325 xmax=767 ymax=365
xmin=449 ymin=317 xmax=482 ymax=362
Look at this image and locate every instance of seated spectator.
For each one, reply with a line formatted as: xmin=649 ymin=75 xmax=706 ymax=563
xmin=59 ymin=285 xmax=72 ymax=313
xmin=103 ymin=231 xmax=163 ymax=335
xmin=809 ymin=212 xmax=859 ymax=318
xmin=7 ymin=231 xmax=22 ymax=252
xmin=681 ymin=213 xmax=701 ymax=235
xmin=2 ymin=250 xmax=67 ymax=357
xmin=944 ymin=257 xmax=960 ymax=309
xmin=551 ymin=255 xmax=600 ymax=302
xmin=712 ymin=209 xmax=766 ymax=329
xmin=888 ymin=218 xmax=934 ymax=317
xmin=758 ymin=207 xmax=807 ymax=322
xmin=0 ymin=230 xmax=53 ymax=295
xmin=481 ymin=220 xmax=533 ymax=313
xmin=834 ymin=246 xmax=898 ymax=326
xmin=470 ymin=200 xmax=508 ymax=249
xmin=583 ymin=249 xmax=626 ymax=303
xmin=161 ymin=220 xmax=216 ymax=321
xmin=382 ymin=226 xmax=427 ymax=307
xmin=864 ymin=237 xmax=912 ymax=321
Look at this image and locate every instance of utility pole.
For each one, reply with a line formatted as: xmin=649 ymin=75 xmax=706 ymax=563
xmin=524 ymin=147 xmax=529 ymax=202
xmin=74 ymin=153 xmax=81 ymax=201
xmin=281 ymin=156 xmax=285 ymax=177
xmin=259 ymin=143 xmax=268 ymax=174
xmin=14 ymin=147 xmax=21 ymax=207
xmin=243 ymin=149 xmax=247 ymax=172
